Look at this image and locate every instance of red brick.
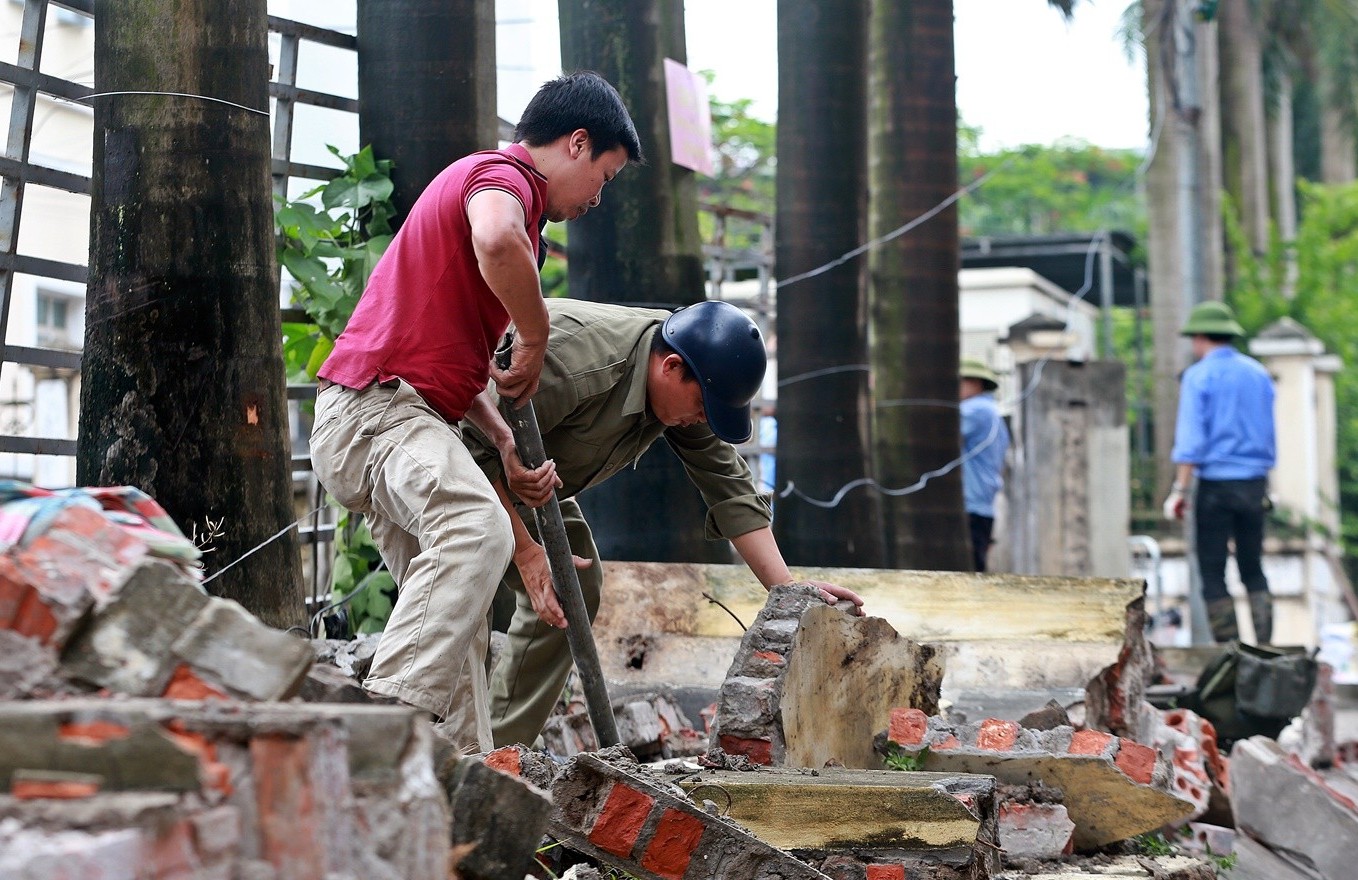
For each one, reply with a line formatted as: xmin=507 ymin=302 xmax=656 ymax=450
xmin=162 ymin=664 xmax=229 ymax=700
xmin=753 ymin=650 xmax=784 ymax=665
xmin=1114 ymin=740 xmax=1157 ymax=785
xmin=59 ymin=720 xmax=131 ymax=745
xmin=162 ymin=721 xmax=233 ymax=796
xmin=1068 ymin=728 xmax=1115 ymax=756
xmin=639 ymin=807 xmax=705 ymax=879
xmin=484 ymin=746 xmax=522 ymax=777
xmin=12 ymin=777 xmax=101 ymax=799
xmin=976 ymin=718 xmax=1020 ymax=751
xmin=866 ymin=865 xmax=906 ymax=880
xmin=888 ymin=708 xmax=928 ymax=746
xmin=718 ymin=734 xmax=773 ymax=766
xmin=251 ymin=734 xmax=325 ymax=880
xmin=0 ymin=559 xmax=59 ymax=644
xmin=933 ymin=734 xmax=961 ymax=750
xmin=588 ymin=782 xmax=655 ymax=859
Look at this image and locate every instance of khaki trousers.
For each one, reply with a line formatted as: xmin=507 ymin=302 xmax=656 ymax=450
xmin=489 ymin=498 xmax=603 ymax=747
xmin=310 ymin=380 xmax=513 ymax=752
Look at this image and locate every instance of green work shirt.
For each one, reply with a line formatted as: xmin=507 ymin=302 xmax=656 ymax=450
xmin=462 ymin=298 xmax=772 ymax=541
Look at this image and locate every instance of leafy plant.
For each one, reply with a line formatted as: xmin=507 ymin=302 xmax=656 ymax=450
xmin=328 ymin=510 xmax=396 ymax=635
xmin=276 ymin=144 xmax=396 ymax=380
xmin=1131 ymin=830 xmax=1177 ymax=856
xmin=275 ymin=146 xmax=399 ymax=636
xmin=883 ymin=745 xmax=930 ymax=772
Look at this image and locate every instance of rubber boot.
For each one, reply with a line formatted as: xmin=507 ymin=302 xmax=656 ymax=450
xmin=1248 ymin=592 xmax=1274 ymax=645
xmin=1206 ymin=597 xmax=1240 ymax=643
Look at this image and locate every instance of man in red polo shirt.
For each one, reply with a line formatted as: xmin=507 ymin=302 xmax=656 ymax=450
xmin=310 ymin=72 xmax=641 ymax=751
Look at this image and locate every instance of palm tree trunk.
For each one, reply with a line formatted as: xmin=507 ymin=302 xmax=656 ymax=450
xmin=357 ymin=0 xmax=498 ymax=226
xmin=558 ymin=0 xmax=722 ymax=563
xmin=773 ymin=0 xmax=883 ymax=567
xmin=82 ymin=0 xmax=302 ymax=627
xmin=1218 ymin=0 xmax=1271 ymax=254
xmin=866 ymin=0 xmax=970 ymax=570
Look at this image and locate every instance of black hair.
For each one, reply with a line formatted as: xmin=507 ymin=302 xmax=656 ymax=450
xmin=650 ymin=332 xmax=695 ymax=381
xmin=514 ymin=71 xmax=644 ymax=163
xmin=1204 ymin=333 xmax=1236 ymax=344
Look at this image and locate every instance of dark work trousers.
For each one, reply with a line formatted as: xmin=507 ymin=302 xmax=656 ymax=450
xmin=968 ymin=513 xmax=995 ymax=573
xmin=1195 ymin=478 xmax=1270 ymax=603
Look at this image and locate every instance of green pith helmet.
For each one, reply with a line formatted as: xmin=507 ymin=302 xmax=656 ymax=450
xmin=1180 ymin=301 xmax=1245 ymax=338
xmin=959 ymin=358 xmax=999 ymax=391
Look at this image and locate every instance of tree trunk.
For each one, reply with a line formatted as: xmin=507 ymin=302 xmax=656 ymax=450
xmin=773 ymin=0 xmax=883 ymax=567
xmin=81 ymin=0 xmax=302 ymax=627
xmin=1143 ymin=0 xmax=1223 ymax=498
xmin=866 ymin=0 xmax=970 ymax=570
xmin=559 ymin=0 xmax=722 ymax=563
xmin=1318 ymin=65 xmax=1358 ymax=184
xmin=357 ymin=0 xmax=498 ymax=226
xmin=1218 ymin=0 xmax=1271 ymax=254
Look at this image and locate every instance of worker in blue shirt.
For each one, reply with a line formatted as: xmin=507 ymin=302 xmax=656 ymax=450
xmin=960 ymin=359 xmax=1010 ymax=572
xmin=1163 ymin=301 xmax=1276 ymax=643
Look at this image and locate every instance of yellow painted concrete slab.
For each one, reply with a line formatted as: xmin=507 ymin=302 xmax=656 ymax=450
xmin=676 ymin=768 xmax=988 ymax=852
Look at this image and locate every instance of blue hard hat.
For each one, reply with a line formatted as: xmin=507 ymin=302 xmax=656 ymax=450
xmin=661 ymin=301 xmax=767 ymax=444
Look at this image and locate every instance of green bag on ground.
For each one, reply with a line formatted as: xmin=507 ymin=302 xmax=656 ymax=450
xmin=1184 ymin=641 xmax=1318 ymax=747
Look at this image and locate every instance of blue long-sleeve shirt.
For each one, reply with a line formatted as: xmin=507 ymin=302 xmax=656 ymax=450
xmin=961 ymin=392 xmax=1010 ymax=517
xmin=1171 ymin=346 xmax=1276 ymax=480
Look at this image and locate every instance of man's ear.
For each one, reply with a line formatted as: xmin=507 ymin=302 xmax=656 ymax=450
xmin=662 ymin=353 xmax=686 ymax=375
xmin=569 ymin=128 xmax=590 ymax=159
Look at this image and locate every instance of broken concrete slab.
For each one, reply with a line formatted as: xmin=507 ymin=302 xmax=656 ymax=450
xmin=167 ymin=597 xmax=314 ymax=701
xmin=1085 ymin=597 xmax=1155 ymax=744
xmin=1230 ymin=832 xmax=1325 ymax=880
xmin=550 ymin=749 xmax=831 ymax=880
xmin=710 ymin=586 xmax=944 ymax=768
xmin=781 ymin=604 xmax=945 ymax=770
xmin=594 ymin=562 xmax=1146 ymax=696
xmin=992 ymin=855 xmax=1217 ymax=879
xmin=674 ymin=766 xmax=998 ymax=875
xmin=885 ymin=710 xmax=1193 ymax=850
xmin=59 ymin=559 xmax=211 ymax=697
xmin=446 ymin=755 xmax=552 ymax=880
xmin=1230 ymin=736 xmax=1358 ymax=880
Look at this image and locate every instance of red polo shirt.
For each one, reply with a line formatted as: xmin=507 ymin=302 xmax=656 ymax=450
xmin=318 ymin=144 xmax=547 ymax=421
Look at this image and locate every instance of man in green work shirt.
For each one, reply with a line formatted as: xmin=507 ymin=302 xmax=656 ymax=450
xmin=462 ymin=297 xmax=865 ymax=747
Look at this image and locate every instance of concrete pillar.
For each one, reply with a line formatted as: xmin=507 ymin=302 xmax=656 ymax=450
xmin=1006 ymin=360 xmax=1129 ymax=578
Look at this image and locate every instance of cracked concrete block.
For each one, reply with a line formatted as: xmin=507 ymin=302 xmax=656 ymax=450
xmin=446 ymin=755 xmax=551 ymax=880
xmin=1230 ymin=832 xmax=1325 ymax=880
xmin=169 ymin=598 xmax=314 ymax=700
xmin=885 ymin=711 xmax=1192 ymax=850
xmin=675 ymin=766 xmax=998 ymax=875
xmin=1230 ymin=736 xmax=1358 ymax=880
xmin=998 ymin=802 xmax=1075 ymax=859
xmin=59 ymin=560 xmax=210 ymax=696
xmin=550 ymin=750 xmax=831 ymax=880
xmin=712 ymin=587 xmax=943 ymax=769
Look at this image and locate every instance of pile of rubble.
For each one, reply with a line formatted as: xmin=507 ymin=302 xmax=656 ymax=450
xmin=0 ymin=488 xmax=1354 ymax=879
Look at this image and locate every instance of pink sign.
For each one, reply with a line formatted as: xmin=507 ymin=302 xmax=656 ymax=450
xmin=663 ymin=58 xmax=715 ymax=177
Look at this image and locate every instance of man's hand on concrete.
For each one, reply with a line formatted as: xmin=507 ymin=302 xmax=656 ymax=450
xmin=809 ymin=580 xmax=865 ymax=616
xmin=504 ymin=449 xmax=561 ymax=508
xmin=1162 ymin=485 xmax=1186 ymax=521
xmin=490 ymin=335 xmax=547 ymax=403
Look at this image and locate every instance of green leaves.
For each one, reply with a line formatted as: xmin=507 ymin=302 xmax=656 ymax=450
xmin=329 ymin=511 xmax=398 ymax=636
xmin=274 ymin=144 xmax=397 ymax=378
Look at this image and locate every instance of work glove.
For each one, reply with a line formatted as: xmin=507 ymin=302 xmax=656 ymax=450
xmin=1162 ymin=483 xmax=1186 ymax=521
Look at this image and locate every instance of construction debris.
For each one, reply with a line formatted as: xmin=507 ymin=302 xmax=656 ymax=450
xmin=674 ymin=766 xmax=999 ymax=877
xmin=0 ymin=487 xmax=1336 ymax=879
xmin=882 ymin=708 xmax=1193 ymax=849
